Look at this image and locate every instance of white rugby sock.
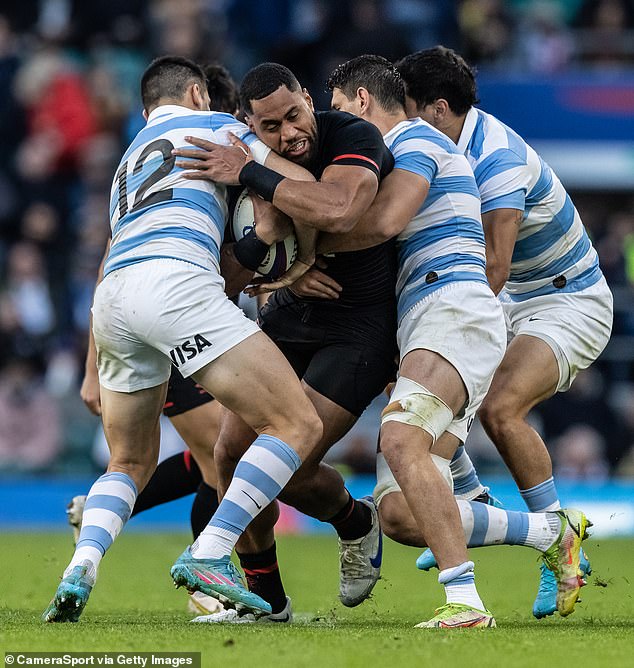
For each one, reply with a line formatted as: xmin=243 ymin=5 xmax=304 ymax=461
xmin=439 ymin=561 xmax=485 ymax=610
xmin=192 ymin=434 xmax=301 ymax=559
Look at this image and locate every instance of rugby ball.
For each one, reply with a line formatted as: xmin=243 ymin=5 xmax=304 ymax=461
xmin=231 ymin=189 xmax=297 ymax=279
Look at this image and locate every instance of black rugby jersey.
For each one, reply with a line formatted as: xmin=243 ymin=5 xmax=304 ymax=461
xmin=286 ymin=110 xmax=397 ymax=307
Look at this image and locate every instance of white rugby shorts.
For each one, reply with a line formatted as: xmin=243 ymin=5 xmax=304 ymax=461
xmin=397 ymin=280 xmax=507 ymax=442
xmin=500 ymin=276 xmax=613 ymax=392
xmin=92 ymin=259 xmax=260 ymax=392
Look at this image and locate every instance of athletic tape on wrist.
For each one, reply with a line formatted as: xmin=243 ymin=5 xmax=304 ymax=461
xmin=233 ymin=228 xmax=270 ymax=271
xmin=248 ymin=141 xmax=272 ymax=164
xmin=239 ymin=161 xmax=285 ymax=202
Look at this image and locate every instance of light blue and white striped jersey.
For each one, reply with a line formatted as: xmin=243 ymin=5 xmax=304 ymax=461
xmin=456 ymin=108 xmax=602 ymax=302
xmin=105 ymin=105 xmax=261 ymax=277
xmin=384 ymin=118 xmax=487 ymax=321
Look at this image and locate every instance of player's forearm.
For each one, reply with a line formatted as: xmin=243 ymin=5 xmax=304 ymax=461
xmin=264 ymin=151 xmax=315 ymax=183
xmin=293 ymin=222 xmax=318 ymax=264
xmin=317 ymin=193 xmax=406 ymax=252
xmin=318 ymin=221 xmax=390 ymax=253
xmin=84 ymin=321 xmax=98 ymax=376
xmin=270 ymin=179 xmax=372 ymax=234
xmin=485 ymin=260 xmax=510 ymax=296
xmin=481 ymin=208 xmax=521 ymax=295
xmin=85 ymin=240 xmax=109 ymax=375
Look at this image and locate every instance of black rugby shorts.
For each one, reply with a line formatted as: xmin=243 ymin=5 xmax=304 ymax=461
xmin=162 ymin=367 xmax=214 ymax=417
xmin=258 ymin=292 xmax=397 ymax=416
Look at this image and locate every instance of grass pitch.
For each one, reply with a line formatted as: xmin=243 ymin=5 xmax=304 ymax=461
xmin=1 ymin=532 xmax=632 ymax=667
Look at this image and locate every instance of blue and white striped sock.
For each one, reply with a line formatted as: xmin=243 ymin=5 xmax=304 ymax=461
xmin=192 ymin=434 xmax=301 ymax=559
xmin=457 ymin=500 xmax=560 ymax=552
xmin=65 ymin=471 xmax=137 ymax=579
xmin=450 ymin=445 xmax=486 ymax=499
xmin=520 ymin=477 xmax=561 ymax=512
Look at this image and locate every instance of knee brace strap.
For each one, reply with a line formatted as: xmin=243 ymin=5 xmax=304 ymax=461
xmin=374 ymin=452 xmax=401 ymax=506
xmin=381 ymin=377 xmax=454 ymax=443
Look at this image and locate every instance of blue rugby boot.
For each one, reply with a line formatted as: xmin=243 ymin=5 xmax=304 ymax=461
xmin=473 ymin=487 xmax=504 ymax=509
xmin=171 ymin=547 xmax=272 ymax=615
xmin=42 ymin=561 xmax=94 ymax=623
xmin=533 ymin=547 xmax=592 ymax=619
xmin=416 ymin=548 xmax=438 ymax=572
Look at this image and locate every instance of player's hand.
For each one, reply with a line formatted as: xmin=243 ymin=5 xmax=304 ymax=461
xmin=172 ymin=134 xmax=250 ymax=185
xmin=80 ymin=370 xmax=102 ymax=416
xmin=251 ymin=196 xmax=293 ymax=244
xmin=287 ymin=265 xmax=343 ymax=300
xmin=243 ymin=258 xmax=314 ymax=296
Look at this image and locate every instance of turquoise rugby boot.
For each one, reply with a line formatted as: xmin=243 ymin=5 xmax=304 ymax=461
xmin=171 ymin=547 xmax=272 ymax=615
xmin=42 ymin=561 xmax=94 ymax=623
xmin=533 ymin=547 xmax=592 ymax=619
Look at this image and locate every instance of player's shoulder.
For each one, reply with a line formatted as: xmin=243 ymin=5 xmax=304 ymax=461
xmin=316 ymin=109 xmax=383 ymax=140
xmin=387 ymin=118 xmax=459 ymax=154
xmin=209 ymin=111 xmax=245 ymax=132
xmin=470 ymin=108 xmax=528 ymax=162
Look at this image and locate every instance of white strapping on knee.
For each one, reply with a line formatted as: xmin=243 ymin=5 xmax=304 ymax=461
xmin=381 ymin=377 xmax=454 ymax=443
xmin=431 ymin=453 xmax=453 ymax=491
xmin=373 ymin=451 xmax=452 ymax=508
xmin=374 ymin=452 xmax=401 ymax=506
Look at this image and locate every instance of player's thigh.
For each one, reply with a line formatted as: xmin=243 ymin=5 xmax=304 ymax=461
xmin=300 ymin=381 xmax=357 ymax=463
xmin=397 ymin=281 xmax=506 ymax=418
xmin=93 ymin=271 xmax=173 ymax=394
xmin=484 ymin=334 xmax=560 ymax=416
xmin=163 ymin=367 xmax=215 ymax=419
xmin=100 ymin=382 xmax=167 ymax=466
xmin=303 ymin=335 xmax=397 ymax=418
xmin=399 ymin=348 xmax=468 ymax=414
xmin=169 ymin=400 xmax=222 ymax=486
xmin=213 ymin=408 xmax=258 ymax=494
xmin=502 ymin=280 xmax=613 ymax=394
xmin=192 ymin=330 xmax=316 ymax=434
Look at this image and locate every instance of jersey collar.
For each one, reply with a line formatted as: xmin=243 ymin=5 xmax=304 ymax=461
xmin=146 ymin=104 xmax=200 ymax=123
xmin=456 ymin=107 xmax=479 ymax=154
xmin=383 ymin=118 xmax=418 ymax=142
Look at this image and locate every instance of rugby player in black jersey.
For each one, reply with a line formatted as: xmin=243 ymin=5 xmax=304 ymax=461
xmin=172 ymin=62 xmax=397 ymax=621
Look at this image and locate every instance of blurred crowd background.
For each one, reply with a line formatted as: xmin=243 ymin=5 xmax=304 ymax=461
xmin=0 ymin=0 xmax=633 ymax=481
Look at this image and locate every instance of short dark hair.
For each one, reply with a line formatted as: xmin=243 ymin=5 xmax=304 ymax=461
xmin=141 ymin=55 xmax=206 ymax=111
xmin=239 ymin=63 xmax=301 ymax=115
xmin=204 ymin=63 xmax=239 ymax=115
xmin=326 ymin=54 xmax=405 ymax=113
xmin=396 ymin=46 xmax=478 ymax=115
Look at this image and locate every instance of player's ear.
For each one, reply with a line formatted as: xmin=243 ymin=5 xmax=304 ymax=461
xmin=191 ymin=83 xmax=208 ymax=111
xmin=357 ymin=87 xmax=371 ymax=113
xmin=303 ymin=88 xmax=314 ymax=111
xmin=142 ymin=108 xmax=149 ymax=121
xmin=435 ymin=98 xmax=449 ymax=120
xmin=245 ymin=114 xmax=255 ymax=132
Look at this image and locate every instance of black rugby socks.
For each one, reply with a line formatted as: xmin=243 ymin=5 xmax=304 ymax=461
xmin=327 ymin=492 xmax=373 ymax=540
